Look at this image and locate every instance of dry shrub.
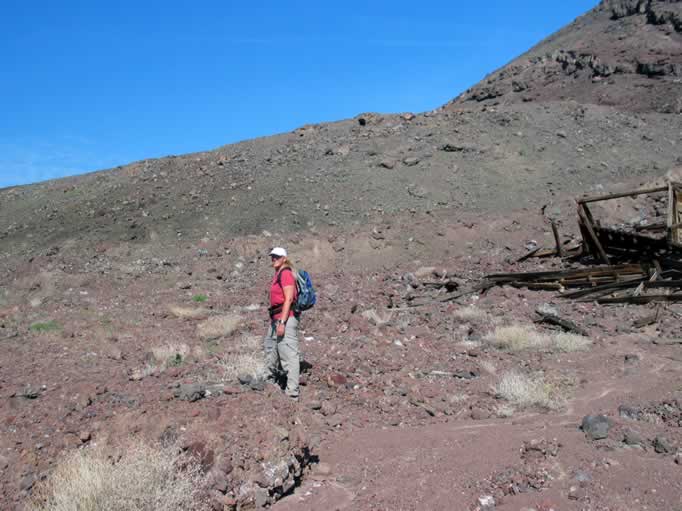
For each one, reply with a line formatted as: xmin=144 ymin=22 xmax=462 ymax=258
xmin=485 ymin=324 xmax=550 ymax=351
xmin=479 ymin=359 xmax=497 ymax=375
xmin=216 ymin=333 xmax=265 ymax=382
xmin=197 ymin=314 xmax=242 ymax=340
xmin=495 ymin=371 xmax=560 ymax=410
xmin=456 ymin=339 xmax=482 ymax=350
xmin=361 ymin=309 xmax=392 ymax=326
xmin=494 ymin=403 xmax=515 ymax=418
xmin=30 ymin=443 xmax=208 ymax=511
xmin=453 ymin=306 xmax=488 ymax=321
xmin=168 ymin=305 xmax=209 ymax=320
xmin=152 ymin=343 xmax=190 ymax=368
xmin=485 ymin=324 xmax=591 ymax=353
xmin=219 ymin=352 xmax=264 ymax=382
xmin=553 ymin=332 xmax=592 ymax=352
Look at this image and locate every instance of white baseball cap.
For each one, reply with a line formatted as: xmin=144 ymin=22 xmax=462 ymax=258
xmin=269 ymin=247 xmax=287 ymax=257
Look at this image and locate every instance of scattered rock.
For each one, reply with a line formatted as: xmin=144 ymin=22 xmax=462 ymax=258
xmin=19 ymin=473 xmax=36 ymax=492
xmin=20 ymin=386 xmax=40 ymax=399
xmin=653 ymin=338 xmax=682 ymax=345
xmin=623 ymin=428 xmax=645 ymax=447
xmin=403 ymin=157 xmax=420 ymax=167
xmin=327 ymin=373 xmax=348 ymax=387
xmin=581 ymin=415 xmax=611 ymax=440
xmin=478 ymin=495 xmax=495 ymax=509
xmin=471 ymin=407 xmax=491 ymax=420
xmin=618 ymin=405 xmax=639 ymax=420
xmin=379 ymin=159 xmax=396 ymax=169
xmin=312 ymin=462 xmax=333 ymax=477
xmin=536 ymin=303 xmax=559 ymax=317
xmin=174 ymin=383 xmax=206 ymax=402
xmin=453 ymin=369 xmax=479 ymax=380
xmin=654 ymin=435 xmax=673 ymax=454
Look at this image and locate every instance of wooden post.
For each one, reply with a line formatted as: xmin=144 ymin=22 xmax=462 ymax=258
xmin=577 ymin=204 xmax=610 ymax=265
xmin=551 ymin=220 xmax=566 ymax=258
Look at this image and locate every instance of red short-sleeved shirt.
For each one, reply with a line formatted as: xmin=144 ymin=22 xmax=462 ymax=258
xmin=270 ymin=268 xmax=297 ymax=320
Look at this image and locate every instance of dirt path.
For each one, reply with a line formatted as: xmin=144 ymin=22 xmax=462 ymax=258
xmin=274 ymin=343 xmax=682 ymax=510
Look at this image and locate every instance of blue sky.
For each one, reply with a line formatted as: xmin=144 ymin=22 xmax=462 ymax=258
xmin=0 ymin=0 xmax=598 ymax=189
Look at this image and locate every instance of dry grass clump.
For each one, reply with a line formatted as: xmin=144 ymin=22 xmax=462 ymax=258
xmin=485 ymin=324 xmax=550 ymax=351
xmin=168 ymin=305 xmax=209 ymax=320
xmin=484 ymin=324 xmax=590 ymax=353
xmin=219 ymin=352 xmax=264 ymax=382
xmin=197 ymin=314 xmax=242 ymax=340
xmin=494 ymin=371 xmax=561 ymax=410
xmin=218 ymin=334 xmax=265 ymax=382
xmin=479 ymin=359 xmax=497 ymax=375
xmin=553 ymin=332 xmax=592 ymax=352
xmin=130 ymin=343 xmax=190 ymax=381
xmin=30 ymin=443 xmax=208 ymax=511
xmin=453 ymin=306 xmax=488 ymax=321
xmin=152 ymin=343 xmax=190 ymax=368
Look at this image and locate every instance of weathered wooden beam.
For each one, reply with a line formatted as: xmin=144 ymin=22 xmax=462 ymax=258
xmin=578 ymin=203 xmax=610 ymax=264
xmin=534 ymin=311 xmax=589 ymax=336
xmin=598 ymin=294 xmax=682 ymax=304
xmin=551 ymin=221 xmax=566 ymax=258
xmin=578 ymin=186 xmax=668 ymax=204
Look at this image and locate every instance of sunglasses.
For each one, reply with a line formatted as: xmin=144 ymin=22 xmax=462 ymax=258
xmin=270 ymin=255 xmax=283 ymax=260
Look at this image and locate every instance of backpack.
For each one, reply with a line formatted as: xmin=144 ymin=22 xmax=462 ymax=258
xmin=277 ymin=268 xmax=317 ymax=313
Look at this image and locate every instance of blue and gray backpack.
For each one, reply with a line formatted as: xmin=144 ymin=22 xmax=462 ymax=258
xmin=277 ymin=268 xmax=317 ymax=314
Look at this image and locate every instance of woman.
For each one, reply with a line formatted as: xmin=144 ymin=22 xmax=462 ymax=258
xmin=264 ymin=247 xmax=300 ymax=399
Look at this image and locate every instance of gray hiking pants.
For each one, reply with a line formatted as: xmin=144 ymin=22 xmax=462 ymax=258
xmin=264 ymin=316 xmax=300 ymax=398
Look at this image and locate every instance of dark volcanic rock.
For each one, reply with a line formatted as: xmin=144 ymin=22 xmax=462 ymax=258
xmin=581 ymin=414 xmax=612 ymax=440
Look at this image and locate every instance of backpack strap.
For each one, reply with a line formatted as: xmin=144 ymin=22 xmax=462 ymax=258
xmin=275 ymin=267 xmax=294 ymax=289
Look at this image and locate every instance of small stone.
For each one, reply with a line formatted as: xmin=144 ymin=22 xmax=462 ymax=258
xmin=478 ymin=495 xmax=495 ymax=509
xmin=581 ymin=414 xmax=611 ymax=440
xmin=19 ymin=473 xmax=36 ymax=491
xmin=471 ymin=407 xmax=490 ymax=420
xmin=313 ymin=462 xmax=332 ymax=476
xmin=403 ymin=157 xmax=420 ymax=166
xmin=79 ymin=431 xmax=92 ymax=443
xmin=624 ymin=354 xmax=640 ymax=365
xmin=573 ymin=469 xmax=592 ymax=483
xmin=327 ymin=373 xmax=347 ymax=386
xmin=174 ymin=383 xmax=206 ymax=402
xmin=654 ymin=435 xmax=673 ymax=454
xmin=618 ymin=405 xmax=639 ymax=420
xmin=308 ymin=400 xmax=322 ymax=410
xmin=536 ymin=303 xmax=559 ymax=317
xmin=320 ymin=401 xmax=337 ymax=416
xmin=652 ymin=338 xmax=682 ymax=345
xmin=623 ymin=429 xmax=645 ymax=447
xmin=379 ymin=160 xmax=396 ymax=169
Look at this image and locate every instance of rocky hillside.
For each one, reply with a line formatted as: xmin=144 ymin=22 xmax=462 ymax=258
xmin=1 ymin=0 xmax=681 ymax=257
xmin=452 ymin=0 xmax=682 ymax=113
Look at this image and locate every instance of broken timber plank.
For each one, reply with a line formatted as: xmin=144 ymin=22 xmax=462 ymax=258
xmin=578 ymin=186 xmax=668 ymax=204
xmin=578 ymin=203 xmax=610 ymax=264
xmin=551 ymin=221 xmax=566 ymax=258
xmin=598 ymin=294 xmax=682 ymax=304
xmin=534 ymin=311 xmax=589 ymax=336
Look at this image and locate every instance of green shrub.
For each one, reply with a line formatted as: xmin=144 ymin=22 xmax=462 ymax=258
xmin=30 ymin=320 xmax=60 ymax=333
xmin=192 ymin=294 xmax=208 ymax=303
